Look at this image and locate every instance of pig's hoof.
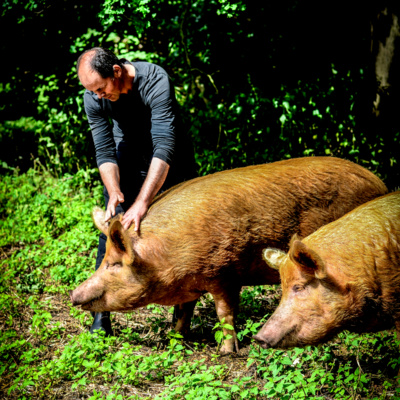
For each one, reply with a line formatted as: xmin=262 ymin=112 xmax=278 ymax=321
xmin=219 ymin=349 xmax=234 ymax=356
xmin=90 ymin=312 xmax=113 ymax=337
xmin=219 ymin=344 xmax=235 ymax=356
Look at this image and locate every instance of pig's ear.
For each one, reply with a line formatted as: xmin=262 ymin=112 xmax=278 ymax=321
xmin=262 ymin=248 xmax=286 ymax=270
xmin=92 ymin=207 xmax=109 ymax=235
xmin=290 ymin=240 xmax=326 ymax=279
xmin=108 ymin=219 xmax=135 ymax=263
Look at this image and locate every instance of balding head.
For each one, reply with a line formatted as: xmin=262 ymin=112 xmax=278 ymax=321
xmin=77 ymin=47 xmax=134 ymax=101
xmin=77 ymin=47 xmax=123 ymax=81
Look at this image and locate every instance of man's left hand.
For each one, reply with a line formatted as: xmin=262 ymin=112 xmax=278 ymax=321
xmin=121 ymin=199 xmax=149 ymax=232
xmin=121 ymin=157 xmax=170 ymax=233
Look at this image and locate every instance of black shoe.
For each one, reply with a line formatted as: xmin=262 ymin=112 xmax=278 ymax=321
xmin=172 ymin=305 xmax=180 ymax=324
xmin=89 ymin=312 xmax=113 ymax=336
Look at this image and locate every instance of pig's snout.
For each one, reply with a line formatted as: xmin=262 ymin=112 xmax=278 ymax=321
xmin=252 ymin=315 xmax=299 ymax=350
xmin=69 ymin=290 xmax=76 ymax=306
xmin=69 ymin=289 xmax=86 ymax=307
xmin=68 ymin=283 xmax=105 ymax=310
xmin=252 ymin=333 xmax=273 ymax=349
xmin=68 ymin=290 xmax=84 ymax=306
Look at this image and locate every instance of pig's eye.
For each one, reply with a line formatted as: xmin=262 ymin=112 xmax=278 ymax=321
xmin=105 ymin=262 xmax=121 ymax=269
xmin=292 ymin=285 xmax=304 ymax=292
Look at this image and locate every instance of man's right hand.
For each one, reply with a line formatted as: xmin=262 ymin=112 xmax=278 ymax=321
xmin=105 ymin=190 xmax=125 ymax=222
xmin=99 ymin=162 xmax=125 ymax=222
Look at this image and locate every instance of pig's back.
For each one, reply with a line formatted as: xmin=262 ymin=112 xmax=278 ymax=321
xmin=155 ymin=156 xmax=385 ymax=200
xmin=140 ymin=157 xmax=386 ymax=256
xmin=147 ymin=156 xmax=386 ymax=230
xmin=301 ymin=191 xmax=400 ymax=298
xmin=304 ymin=191 xmax=400 ymax=243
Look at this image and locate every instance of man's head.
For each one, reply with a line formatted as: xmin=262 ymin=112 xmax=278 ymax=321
xmin=77 ymin=47 xmax=126 ymax=101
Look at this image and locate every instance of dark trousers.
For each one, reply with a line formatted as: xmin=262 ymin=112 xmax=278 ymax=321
xmin=94 ymin=178 xmax=144 ymax=270
xmin=94 ymin=194 xmax=124 ymax=271
xmin=94 ymin=160 xmax=147 ymax=271
xmin=94 ymin=154 xmax=197 ymax=271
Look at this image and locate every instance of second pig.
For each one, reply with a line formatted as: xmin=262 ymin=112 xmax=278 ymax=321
xmin=254 ymin=191 xmax=400 ymax=349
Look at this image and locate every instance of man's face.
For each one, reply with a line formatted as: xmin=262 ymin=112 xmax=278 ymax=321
xmin=79 ymin=66 xmax=122 ymax=102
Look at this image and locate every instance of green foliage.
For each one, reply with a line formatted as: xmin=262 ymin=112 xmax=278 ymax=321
xmin=159 ymin=360 xmax=231 ymax=400
xmin=99 ymin=0 xmax=151 ymax=32
xmin=217 ymin=0 xmax=246 ymax=18
xmin=0 ymin=168 xmax=102 ymax=296
xmin=7 ymin=331 xmax=185 ymax=397
xmin=1 ymin=0 xmax=399 ymax=185
xmin=0 ymin=168 xmax=102 ymax=245
xmin=212 ymin=317 xmax=233 ymax=352
xmin=247 ymin=331 xmax=400 ymax=399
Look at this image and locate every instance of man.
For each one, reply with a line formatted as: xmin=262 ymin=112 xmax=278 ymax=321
xmin=77 ymin=47 xmax=197 ymax=335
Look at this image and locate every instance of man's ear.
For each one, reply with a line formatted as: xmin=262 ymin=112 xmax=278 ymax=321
xmin=289 ymin=240 xmax=326 ymax=279
xmin=92 ymin=207 xmax=109 ymax=235
xmin=108 ymin=220 xmax=135 ymax=264
xmin=113 ymin=64 xmax=122 ymax=78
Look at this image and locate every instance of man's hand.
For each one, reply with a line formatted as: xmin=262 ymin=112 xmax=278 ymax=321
xmin=99 ymin=162 xmax=124 ymax=222
xmin=121 ymin=199 xmax=148 ymax=231
xmin=121 ymin=157 xmax=170 ymax=233
xmin=105 ymin=190 xmax=125 ymax=222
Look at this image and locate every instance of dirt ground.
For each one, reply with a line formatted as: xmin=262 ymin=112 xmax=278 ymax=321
xmin=1 ymin=284 xmax=279 ymax=399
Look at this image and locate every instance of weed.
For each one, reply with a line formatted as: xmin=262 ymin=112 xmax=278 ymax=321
xmin=212 ymin=318 xmax=233 ymax=353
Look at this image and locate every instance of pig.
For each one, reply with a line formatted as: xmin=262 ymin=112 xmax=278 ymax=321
xmin=69 ymin=156 xmax=388 ymax=354
xmin=253 ymin=191 xmax=400 ymax=350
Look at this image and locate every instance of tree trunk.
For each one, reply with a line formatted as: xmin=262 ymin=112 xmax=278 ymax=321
xmin=365 ymin=3 xmax=400 ymax=191
xmin=371 ymin=6 xmax=400 ymax=117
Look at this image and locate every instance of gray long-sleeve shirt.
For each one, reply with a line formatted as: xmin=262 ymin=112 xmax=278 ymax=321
xmin=84 ymin=60 xmax=186 ymax=172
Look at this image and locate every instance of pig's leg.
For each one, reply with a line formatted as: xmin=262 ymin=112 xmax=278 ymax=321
xmin=395 ymin=320 xmax=400 ymax=378
xmin=212 ymin=287 xmax=241 ymax=355
xmin=173 ymin=300 xmax=197 ymax=334
xmin=395 ymin=320 xmax=400 ymax=341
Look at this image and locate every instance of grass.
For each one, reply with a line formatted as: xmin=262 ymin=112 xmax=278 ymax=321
xmin=1 ymin=168 xmax=400 ymax=399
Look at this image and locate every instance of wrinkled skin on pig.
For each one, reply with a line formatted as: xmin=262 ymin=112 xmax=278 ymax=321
xmin=254 ymin=191 xmax=400 ymax=349
xmin=69 ymin=156 xmax=388 ymax=354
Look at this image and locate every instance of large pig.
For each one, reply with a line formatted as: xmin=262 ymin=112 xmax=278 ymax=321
xmin=69 ymin=157 xmax=387 ymax=354
xmin=254 ymin=191 xmax=400 ymax=349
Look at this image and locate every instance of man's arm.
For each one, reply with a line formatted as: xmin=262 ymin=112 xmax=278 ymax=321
xmin=99 ymin=162 xmax=125 ymax=222
xmin=121 ymin=157 xmax=170 ymax=231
